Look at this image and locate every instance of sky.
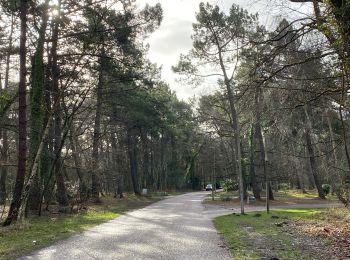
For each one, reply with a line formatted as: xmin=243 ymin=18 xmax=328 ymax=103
xmin=136 ymin=0 xmax=313 ymax=100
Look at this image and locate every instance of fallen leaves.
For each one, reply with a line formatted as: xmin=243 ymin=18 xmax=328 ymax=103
xmin=295 ymin=209 xmax=350 ymax=259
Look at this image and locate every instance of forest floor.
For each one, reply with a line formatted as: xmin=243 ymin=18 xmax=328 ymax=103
xmin=214 ymin=208 xmax=350 ymax=259
xmin=0 ymin=193 xmax=168 ymax=260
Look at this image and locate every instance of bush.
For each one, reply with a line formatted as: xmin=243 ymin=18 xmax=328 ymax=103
xmin=221 ymin=179 xmax=238 ymax=192
xmin=322 ymin=184 xmax=331 ymax=196
xmin=279 ymin=183 xmax=289 ymax=191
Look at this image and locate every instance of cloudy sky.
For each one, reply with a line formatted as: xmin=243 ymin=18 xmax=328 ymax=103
xmin=137 ymin=0 xmax=312 ymax=100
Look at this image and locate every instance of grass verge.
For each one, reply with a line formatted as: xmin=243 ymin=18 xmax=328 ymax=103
xmin=214 ymin=208 xmax=349 ymax=259
xmin=0 ymin=194 xmax=161 ymax=259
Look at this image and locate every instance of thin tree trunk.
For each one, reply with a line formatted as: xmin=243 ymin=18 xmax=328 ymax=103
xmin=69 ymin=128 xmax=87 ymax=200
xmin=91 ymin=50 xmax=105 ymax=201
xmin=127 ymin=128 xmax=141 ymax=195
xmin=0 ymin=14 xmax=14 ymax=205
xmin=292 ymin=144 xmax=306 ymax=193
xmin=338 ymin=106 xmax=350 ymax=179
xmin=249 ymin=124 xmax=261 ymax=199
xmin=0 ymin=129 xmax=8 ymax=205
xmin=326 ymin=110 xmax=339 ymax=169
xmin=141 ymin=129 xmax=150 ymax=188
xmin=51 ymin=0 xmax=69 ymax=206
xmin=215 ymin=38 xmax=244 ymax=213
xmin=28 ymin=1 xmax=50 ymax=210
xmin=304 ymin=107 xmax=325 ymax=199
xmin=111 ymin=131 xmax=123 ymax=198
xmin=3 ymin=0 xmax=28 ymax=226
xmin=19 ymin=116 xmax=53 ymax=218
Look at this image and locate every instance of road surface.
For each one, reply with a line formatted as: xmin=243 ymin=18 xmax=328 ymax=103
xmin=21 ymin=192 xmax=341 ymax=260
xmin=21 ymin=192 xmax=232 ymax=260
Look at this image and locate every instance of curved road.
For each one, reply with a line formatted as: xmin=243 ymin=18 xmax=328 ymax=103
xmin=21 ymin=192 xmax=232 ymax=260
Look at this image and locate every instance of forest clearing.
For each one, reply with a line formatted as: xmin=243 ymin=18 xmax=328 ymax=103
xmin=1 ymin=0 xmax=350 ymax=259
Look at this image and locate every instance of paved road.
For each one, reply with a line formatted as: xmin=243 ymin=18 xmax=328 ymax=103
xmin=21 ymin=192 xmax=232 ymax=260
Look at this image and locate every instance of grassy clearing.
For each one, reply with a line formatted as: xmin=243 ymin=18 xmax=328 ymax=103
xmin=275 ymin=189 xmax=337 ymax=200
xmin=0 ymin=194 xmax=161 ymax=260
xmin=214 ymin=208 xmax=348 ymax=259
xmin=204 ymin=189 xmax=339 ymax=207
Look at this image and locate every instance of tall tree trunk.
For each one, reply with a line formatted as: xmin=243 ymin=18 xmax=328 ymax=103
xmin=111 ymin=131 xmax=123 ymax=198
xmin=0 ymin=129 xmax=8 ymax=205
xmin=150 ymin=137 xmax=156 ymax=190
xmin=215 ymin=39 xmax=244 ymax=213
xmin=254 ymin=85 xmax=273 ymax=202
xmin=0 ymin=14 xmax=14 ymax=205
xmin=326 ymin=109 xmax=339 ymax=170
xmin=160 ymin=132 xmax=167 ymax=191
xmin=249 ymin=124 xmax=261 ymax=199
xmin=141 ymin=129 xmax=150 ymax=188
xmin=28 ymin=1 xmax=50 ymax=210
xmin=19 ymin=116 xmax=53 ymax=218
xmin=91 ymin=49 xmax=106 ymax=201
xmin=127 ymin=127 xmax=140 ymax=195
xmin=3 ymin=0 xmax=28 ymax=226
xmin=69 ymin=128 xmax=87 ymax=200
xmin=338 ymin=106 xmax=350 ymax=181
xmin=304 ymin=107 xmax=325 ymax=199
xmin=51 ymin=0 xmax=69 ymax=206
xmin=292 ymin=144 xmax=306 ymax=193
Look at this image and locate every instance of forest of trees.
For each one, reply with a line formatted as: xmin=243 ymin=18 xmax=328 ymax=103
xmin=174 ymin=0 xmax=350 ymax=211
xmin=0 ymin=0 xmax=349 ymax=226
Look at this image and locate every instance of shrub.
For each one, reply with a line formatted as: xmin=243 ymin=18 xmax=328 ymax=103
xmin=322 ymin=184 xmax=331 ymax=196
xmin=221 ymin=179 xmax=238 ymax=192
xmin=279 ymin=183 xmax=289 ymax=191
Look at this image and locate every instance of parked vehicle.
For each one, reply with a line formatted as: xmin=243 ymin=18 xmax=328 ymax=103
xmin=205 ymin=184 xmax=213 ymax=191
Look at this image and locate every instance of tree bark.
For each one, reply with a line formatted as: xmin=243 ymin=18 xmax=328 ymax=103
xmin=111 ymin=131 xmax=123 ymax=198
xmin=91 ymin=50 xmax=106 ymax=201
xmin=127 ymin=127 xmax=141 ymax=195
xmin=28 ymin=1 xmax=50 ymax=210
xmin=0 ymin=14 xmax=14 ymax=205
xmin=51 ymin=0 xmax=69 ymax=206
xmin=215 ymin=41 xmax=244 ymax=213
xmin=292 ymin=144 xmax=306 ymax=193
xmin=19 ymin=116 xmax=53 ymax=218
xmin=3 ymin=0 xmax=28 ymax=226
xmin=249 ymin=125 xmax=261 ymax=199
xmin=141 ymin=129 xmax=150 ymax=188
xmin=304 ymin=107 xmax=325 ymax=199
xmin=69 ymin=128 xmax=87 ymax=200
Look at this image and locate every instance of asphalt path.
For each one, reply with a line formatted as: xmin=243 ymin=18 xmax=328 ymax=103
xmin=21 ymin=192 xmax=232 ymax=260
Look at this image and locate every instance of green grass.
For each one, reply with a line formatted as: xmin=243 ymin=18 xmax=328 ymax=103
xmin=214 ymin=209 xmax=323 ymax=259
xmin=274 ymin=189 xmax=337 ymax=200
xmin=0 ymin=211 xmax=118 ymax=259
xmin=0 ymin=195 xmax=161 ymax=259
xmin=216 ymin=189 xmax=338 ymax=200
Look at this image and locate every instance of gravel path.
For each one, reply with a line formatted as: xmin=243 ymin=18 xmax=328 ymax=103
xmin=21 ymin=192 xmax=232 ymax=260
xmin=20 ymin=192 xmax=342 ymax=260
